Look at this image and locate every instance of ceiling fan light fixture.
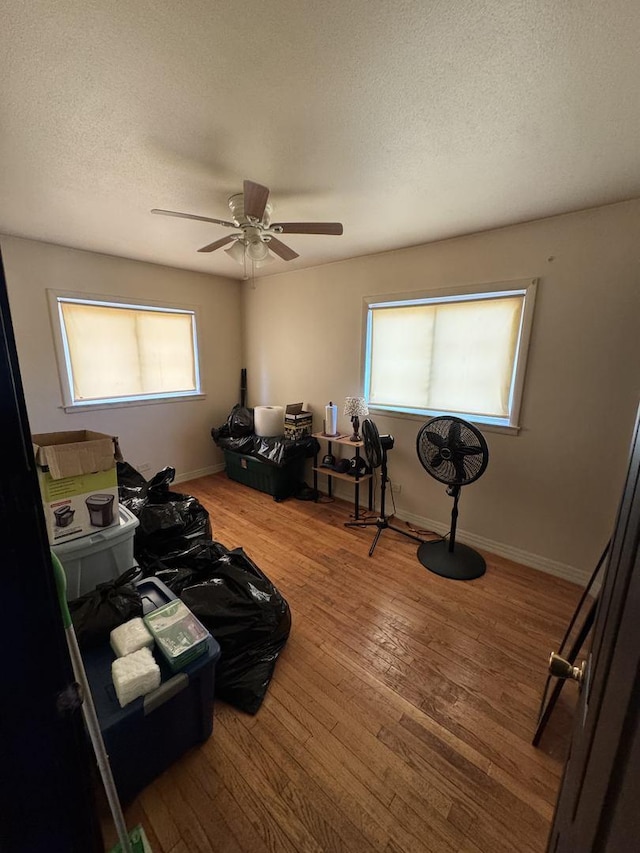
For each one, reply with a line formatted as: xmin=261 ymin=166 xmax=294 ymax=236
xmin=246 ymin=238 xmax=270 ymax=261
xmin=254 ymin=252 xmax=275 ymax=268
xmin=224 ymin=240 xmax=246 ymax=265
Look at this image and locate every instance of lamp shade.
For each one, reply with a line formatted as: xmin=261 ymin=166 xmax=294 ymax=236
xmin=225 ymin=238 xmax=275 ymax=270
xmin=224 ymin=240 xmax=246 ymax=264
xmin=247 ymin=238 xmax=269 ymax=261
xmin=344 ymin=396 xmax=369 ymax=418
xmin=254 ymin=252 xmax=275 ymax=268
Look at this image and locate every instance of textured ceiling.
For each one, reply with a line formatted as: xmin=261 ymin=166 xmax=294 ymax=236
xmin=2 ymin=1 xmax=639 ymax=279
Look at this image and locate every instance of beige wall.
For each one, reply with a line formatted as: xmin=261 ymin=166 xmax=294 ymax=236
xmin=1 ymin=236 xmax=241 ymax=478
xmin=243 ymin=200 xmax=640 ymax=579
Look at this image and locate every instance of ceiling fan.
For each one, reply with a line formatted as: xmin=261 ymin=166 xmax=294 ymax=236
xmin=151 ymin=179 xmax=343 ymax=272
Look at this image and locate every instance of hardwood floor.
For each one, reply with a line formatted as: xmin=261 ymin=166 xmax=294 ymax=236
xmin=110 ymin=472 xmax=583 ymax=853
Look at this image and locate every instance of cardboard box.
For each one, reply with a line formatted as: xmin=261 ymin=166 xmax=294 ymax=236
xmin=32 ymin=430 xmax=121 ymax=544
xmin=284 ymin=403 xmax=312 ymax=440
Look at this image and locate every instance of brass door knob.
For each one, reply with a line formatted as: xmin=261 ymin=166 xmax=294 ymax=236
xmin=549 ymin=652 xmax=586 ymax=685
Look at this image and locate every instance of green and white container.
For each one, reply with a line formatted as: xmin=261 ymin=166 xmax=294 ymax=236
xmin=143 ymin=599 xmax=209 ymax=672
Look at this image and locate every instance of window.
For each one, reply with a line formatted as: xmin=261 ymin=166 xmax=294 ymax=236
xmin=363 ymin=279 xmax=537 ymax=429
xmin=50 ymin=293 xmax=202 ymax=410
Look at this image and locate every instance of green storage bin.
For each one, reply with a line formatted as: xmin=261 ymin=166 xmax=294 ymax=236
xmin=223 ymin=450 xmax=305 ymax=501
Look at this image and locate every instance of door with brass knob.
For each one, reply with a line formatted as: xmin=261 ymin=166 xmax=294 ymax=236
xmin=548 ymin=652 xmax=586 ymax=685
xmin=532 ymin=594 xmax=599 ymax=748
xmin=548 ymin=407 xmax=640 ymax=852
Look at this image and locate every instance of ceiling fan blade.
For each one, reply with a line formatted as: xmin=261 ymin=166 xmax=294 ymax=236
xmin=268 ymin=236 xmax=299 ymax=261
xmin=197 ymin=235 xmax=235 ymax=253
xmin=151 ymin=209 xmax=235 ymax=228
xmin=271 ymin=222 xmax=343 ymax=235
xmin=243 ymin=180 xmax=269 ymax=221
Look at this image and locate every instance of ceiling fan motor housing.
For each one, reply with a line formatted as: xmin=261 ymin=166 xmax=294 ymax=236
xmin=228 ymin=193 xmax=272 ymax=228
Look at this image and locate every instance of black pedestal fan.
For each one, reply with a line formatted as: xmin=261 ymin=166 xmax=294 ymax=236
xmin=346 ymin=419 xmax=423 ymax=557
xmin=416 ymin=416 xmax=489 ymax=580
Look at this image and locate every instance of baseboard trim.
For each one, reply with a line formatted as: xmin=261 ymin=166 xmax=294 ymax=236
xmin=330 ymin=480 xmax=588 ymax=586
xmin=397 ymin=508 xmax=589 ymax=586
xmin=174 ymin=463 xmax=225 ymax=484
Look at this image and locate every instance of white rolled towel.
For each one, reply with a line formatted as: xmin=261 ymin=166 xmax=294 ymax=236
xmin=110 ymin=617 xmax=154 ymax=658
xmin=111 ymin=647 xmax=161 ymax=708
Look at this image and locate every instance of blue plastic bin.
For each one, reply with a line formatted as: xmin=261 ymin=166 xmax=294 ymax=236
xmin=82 ymin=577 xmax=221 ymax=803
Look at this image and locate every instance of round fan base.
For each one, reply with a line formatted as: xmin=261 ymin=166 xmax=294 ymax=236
xmin=417 ymin=540 xmax=486 ymax=581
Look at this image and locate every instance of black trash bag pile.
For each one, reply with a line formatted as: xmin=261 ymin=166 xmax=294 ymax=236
xmin=117 ymin=463 xmax=211 ymax=571
xmin=211 ymin=404 xmax=255 ymax=455
xmin=116 ymin=462 xmax=291 ymax=713
xmin=116 ymin=460 xmax=149 ymax=515
xmin=252 ymin=433 xmax=319 ymax=467
xmin=211 ymin=405 xmax=319 ymax=468
xmin=157 ymin=542 xmax=291 ymax=714
xmin=69 ymin=567 xmax=142 ymax=649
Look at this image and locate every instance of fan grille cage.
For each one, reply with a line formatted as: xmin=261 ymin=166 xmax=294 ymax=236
xmin=417 ymin=416 xmax=488 ymax=485
xmin=362 ymin=419 xmax=383 ymax=470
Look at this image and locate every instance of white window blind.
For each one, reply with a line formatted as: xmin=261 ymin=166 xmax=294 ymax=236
xmin=57 ymin=299 xmax=200 ymax=405
xmin=365 ymin=286 xmax=535 ymax=427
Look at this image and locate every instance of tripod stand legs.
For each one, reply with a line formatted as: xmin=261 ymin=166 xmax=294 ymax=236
xmin=345 ymin=517 xmax=423 ymax=556
xmin=369 ymin=527 xmax=383 ymax=557
xmin=344 ymin=446 xmax=423 ymax=556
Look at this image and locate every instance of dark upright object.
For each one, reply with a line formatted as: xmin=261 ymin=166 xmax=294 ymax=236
xmin=416 ymin=416 xmax=489 ymax=580
xmin=345 ymin=419 xmax=423 ymax=556
xmin=0 ymin=248 xmax=102 ymax=851
xmin=549 ymin=405 xmax=640 ymax=851
xmin=532 ymin=540 xmax=610 ymax=747
xmin=240 ymin=367 xmax=247 ymax=407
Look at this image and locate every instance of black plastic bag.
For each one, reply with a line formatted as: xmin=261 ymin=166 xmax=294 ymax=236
xmin=228 ymin=405 xmax=254 ymax=437
xmin=146 ymin=540 xmax=231 ymax=588
xmin=117 ymin=460 xmax=148 ymax=498
xmin=178 ymin=544 xmax=291 ymax=714
xmin=117 ymin=464 xmax=212 ymax=570
xmin=135 ymin=492 xmax=211 ymax=568
xmin=211 ymin=405 xmax=254 ymax=443
xmin=69 ymin=567 xmax=142 ymax=648
xmin=252 ymin=434 xmax=319 ymax=467
xmin=213 ymin=434 xmax=255 ymax=455
xmin=117 ymin=460 xmax=149 ymax=515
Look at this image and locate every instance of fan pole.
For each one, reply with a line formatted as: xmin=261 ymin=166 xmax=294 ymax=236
xmin=448 ymin=486 xmax=460 ymax=553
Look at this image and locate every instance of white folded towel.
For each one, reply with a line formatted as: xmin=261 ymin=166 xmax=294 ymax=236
xmin=110 ymin=617 xmax=154 ymax=658
xmin=111 ymin=647 xmax=160 ymax=708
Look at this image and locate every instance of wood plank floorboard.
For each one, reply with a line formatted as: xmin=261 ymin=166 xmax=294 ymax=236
xmin=111 ymin=472 xmax=584 ymax=853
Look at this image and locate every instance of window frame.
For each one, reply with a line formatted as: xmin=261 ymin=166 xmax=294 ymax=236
xmin=47 ymin=290 xmax=205 ymax=412
xmin=362 ymin=278 xmax=537 ymax=433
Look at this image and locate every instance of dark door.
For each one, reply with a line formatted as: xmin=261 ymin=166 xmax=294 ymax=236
xmin=0 ymin=247 xmax=102 ymax=851
xmin=549 ymin=406 xmax=640 ymax=850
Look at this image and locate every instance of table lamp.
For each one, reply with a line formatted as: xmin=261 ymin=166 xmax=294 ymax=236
xmin=344 ymin=396 xmax=369 ymax=441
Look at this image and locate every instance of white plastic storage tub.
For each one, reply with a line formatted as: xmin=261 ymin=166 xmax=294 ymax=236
xmin=52 ymin=504 xmax=139 ymax=600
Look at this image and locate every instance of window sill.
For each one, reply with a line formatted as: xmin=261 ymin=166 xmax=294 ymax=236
xmin=367 ymin=406 xmax=521 ymax=436
xmin=61 ymin=393 xmax=206 ymax=414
